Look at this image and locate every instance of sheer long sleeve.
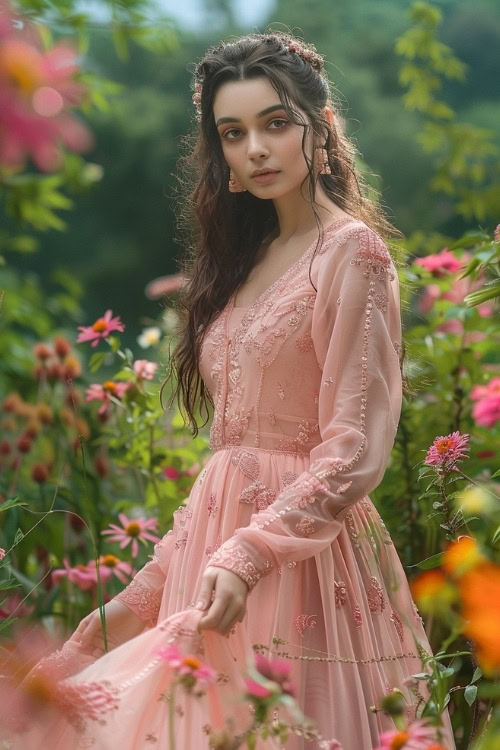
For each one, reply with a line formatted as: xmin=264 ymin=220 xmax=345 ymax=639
xmin=207 ymin=226 xmax=403 ymax=591
xmin=113 ymin=539 xmax=170 ymax=626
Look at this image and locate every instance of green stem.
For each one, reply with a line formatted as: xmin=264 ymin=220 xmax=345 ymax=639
xmin=168 ymin=681 xmax=176 ymax=750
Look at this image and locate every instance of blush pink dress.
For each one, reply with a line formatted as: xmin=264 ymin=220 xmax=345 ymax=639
xmin=4 ymin=217 xmax=456 ymax=749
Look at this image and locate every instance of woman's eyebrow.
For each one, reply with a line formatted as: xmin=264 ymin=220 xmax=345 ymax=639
xmin=215 ymin=104 xmax=284 ymax=127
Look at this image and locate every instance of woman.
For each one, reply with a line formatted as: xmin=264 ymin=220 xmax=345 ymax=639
xmin=5 ymin=30 xmax=455 ymax=750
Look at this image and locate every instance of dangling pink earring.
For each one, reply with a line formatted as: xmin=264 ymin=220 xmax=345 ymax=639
xmin=314 ymin=146 xmax=331 ymax=175
xmin=228 ymin=169 xmax=247 ymax=193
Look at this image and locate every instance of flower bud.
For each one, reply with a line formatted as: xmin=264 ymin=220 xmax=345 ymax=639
xmin=33 ymin=343 xmax=53 ymax=361
xmin=31 ymin=462 xmax=49 ymax=483
xmin=53 ymin=336 xmax=71 ymax=358
xmin=17 ymin=435 xmax=32 ymax=453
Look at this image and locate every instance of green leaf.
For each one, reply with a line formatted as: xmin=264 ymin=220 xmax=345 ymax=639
xmin=464 ymin=684 xmax=477 ymax=706
xmin=471 ymin=667 xmax=482 ymax=684
xmin=408 ymin=552 xmax=444 ymax=570
xmin=89 ymin=351 xmax=107 ymax=373
xmin=0 ymin=496 xmax=29 ymax=513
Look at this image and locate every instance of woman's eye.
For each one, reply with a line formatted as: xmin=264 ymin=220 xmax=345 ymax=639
xmin=222 ymin=119 xmax=288 ymax=140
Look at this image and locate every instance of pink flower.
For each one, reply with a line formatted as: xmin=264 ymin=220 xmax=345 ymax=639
xmin=0 ymin=591 xmax=35 ymax=619
xmin=155 ymin=643 xmax=216 ymax=690
xmin=144 ymin=273 xmax=185 ymax=300
xmin=163 ymin=465 xmax=181 ymax=481
xmin=76 ymin=309 xmax=125 ymax=348
xmin=85 ymin=380 xmax=131 ymax=417
xmin=101 ymin=512 xmax=161 ymax=558
xmin=424 ymin=431 xmax=470 ymax=474
xmin=415 ymin=249 xmax=464 ymax=277
xmin=52 ymin=557 xmax=112 ymax=591
xmin=133 ymin=359 xmax=158 ymax=381
xmin=244 ymin=677 xmax=275 ymax=699
xmin=87 ymin=554 xmax=133 ymax=585
xmin=494 ymin=224 xmax=500 ymax=243
xmin=470 ymin=377 xmax=500 ymax=428
xmin=254 ymin=653 xmax=295 ymax=697
xmin=0 ymin=0 xmax=93 ymax=172
xmin=375 ymin=718 xmax=442 ymax=749
xmin=0 ymin=548 xmax=6 ymax=560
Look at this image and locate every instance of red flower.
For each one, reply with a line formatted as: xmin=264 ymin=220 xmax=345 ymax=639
xmin=76 ymin=309 xmax=125 ymax=348
xmin=415 ymin=248 xmax=464 ymax=277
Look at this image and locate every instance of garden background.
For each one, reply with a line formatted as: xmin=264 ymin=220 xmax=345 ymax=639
xmin=0 ymin=0 xmax=499 ymax=747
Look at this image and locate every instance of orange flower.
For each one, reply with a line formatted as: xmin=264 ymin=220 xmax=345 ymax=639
xmin=460 ymin=562 xmax=500 ymax=675
xmin=442 ymin=536 xmax=485 ymax=578
xmin=410 ymin=570 xmax=456 ymax=613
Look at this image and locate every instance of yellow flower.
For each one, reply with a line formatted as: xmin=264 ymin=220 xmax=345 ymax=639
xmin=456 ymin=486 xmax=495 ymax=515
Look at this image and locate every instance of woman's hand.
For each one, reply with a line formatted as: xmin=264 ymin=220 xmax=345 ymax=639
xmin=196 ymin=566 xmax=249 ymax=636
xmin=68 ymin=599 xmax=147 ymax=658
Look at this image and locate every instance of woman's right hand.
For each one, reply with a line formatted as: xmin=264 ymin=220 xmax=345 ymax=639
xmin=69 ymin=599 xmax=146 ymax=658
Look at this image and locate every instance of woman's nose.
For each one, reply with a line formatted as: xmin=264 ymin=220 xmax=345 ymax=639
xmin=246 ymin=131 xmax=269 ymax=159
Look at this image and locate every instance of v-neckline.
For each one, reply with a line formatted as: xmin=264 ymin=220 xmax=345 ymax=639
xmin=229 ymin=215 xmax=355 ymax=316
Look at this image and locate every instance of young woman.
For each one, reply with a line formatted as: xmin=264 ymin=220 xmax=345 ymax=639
xmin=6 ymin=30 xmax=455 ymax=750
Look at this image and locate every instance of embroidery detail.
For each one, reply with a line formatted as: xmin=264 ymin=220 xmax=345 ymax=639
xmin=205 ymin=534 xmax=222 ymax=558
xmin=224 ymin=406 xmax=253 ymax=445
xmin=174 ymin=531 xmax=188 ymax=550
xmin=295 ymin=333 xmax=314 ymax=352
xmin=268 ymin=407 xmax=277 ymax=425
xmin=334 ymin=580 xmax=347 ymax=607
xmin=208 ymin=544 xmax=269 ymax=590
xmin=207 ymin=492 xmax=219 ymax=517
xmin=114 ymin=577 xmax=162 ymax=626
xmin=391 ymin=609 xmax=405 ymax=642
xmin=256 ymin=640 xmax=426 ymax=665
xmin=294 ymin=613 xmax=317 ymax=637
xmin=338 ymin=480 xmax=352 ymax=494
xmin=374 ymin=291 xmax=388 ymax=312
xmin=238 ymin=480 xmax=277 ymax=510
xmin=275 ymin=419 xmax=319 ymax=453
xmin=367 ymin=576 xmax=385 ymax=613
xmin=277 ymin=381 xmax=285 ymax=400
xmin=58 ymin=679 xmax=120 ymax=732
xmin=393 ymin=340 xmax=401 ymax=357
xmin=281 ymin=470 xmax=299 ymax=486
xmin=344 ymin=226 xmax=396 ymax=283
xmin=353 ymin=605 xmax=362 ymax=628
xmin=337 ymin=297 xmax=342 ymax=305
xmin=295 ymin=517 xmax=315 ymax=536
xmin=231 ymin=448 xmax=261 ymax=480
xmin=323 ymin=377 xmax=333 ymax=388
xmin=313 ymin=389 xmax=319 ymax=404
xmin=345 ymin=511 xmax=361 ymax=548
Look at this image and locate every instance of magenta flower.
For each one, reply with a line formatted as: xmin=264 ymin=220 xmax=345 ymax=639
xmin=424 ymin=431 xmax=470 ymax=474
xmin=101 ymin=512 xmax=161 ymax=558
xmin=133 ymin=359 xmax=158 ymax=381
xmin=76 ymin=309 xmax=125 ymax=348
xmin=155 ymin=643 xmax=216 ymax=691
xmin=470 ymin=377 xmax=500 ymax=428
xmin=374 ymin=718 xmax=443 ymax=749
xmin=0 ymin=0 xmax=93 ymax=172
xmin=163 ymin=465 xmax=181 ymax=481
xmin=415 ymin=249 xmax=464 ymax=277
xmin=0 ymin=548 xmax=6 ymax=560
xmin=244 ymin=677 xmax=275 ymax=699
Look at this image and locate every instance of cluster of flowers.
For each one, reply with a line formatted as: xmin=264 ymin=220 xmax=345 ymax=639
xmin=0 ymin=0 xmax=93 ymax=172
xmin=415 ymin=244 xmax=499 ymax=429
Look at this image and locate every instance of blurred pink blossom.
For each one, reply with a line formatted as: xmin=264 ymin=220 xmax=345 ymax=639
xmin=374 ymin=718 xmax=443 ymax=749
xmin=415 ymin=248 xmax=464 ymax=277
xmin=144 ymin=273 xmax=186 ymax=300
xmin=254 ymin=653 xmax=295 ymax=697
xmin=52 ymin=557 xmax=112 ymax=591
xmin=470 ymin=377 xmax=500 ymax=428
xmin=76 ymin=309 xmax=125 ymax=348
xmin=85 ymin=380 xmax=131 ymax=417
xmin=0 ymin=547 xmax=6 ymax=559
xmin=101 ymin=512 xmax=161 ymax=558
xmin=87 ymin=554 xmax=133 ymax=585
xmin=0 ymin=590 xmax=35 ymax=619
xmin=163 ymin=465 xmax=181 ymax=480
xmin=0 ymin=0 xmax=93 ymax=171
xmin=133 ymin=359 xmax=158 ymax=380
xmin=155 ymin=643 xmax=216 ymax=690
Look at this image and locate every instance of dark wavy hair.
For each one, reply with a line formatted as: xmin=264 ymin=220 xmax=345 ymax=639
xmin=160 ymin=29 xmax=409 ymax=436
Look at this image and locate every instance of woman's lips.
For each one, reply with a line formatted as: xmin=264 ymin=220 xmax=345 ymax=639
xmin=251 ymin=171 xmax=280 ymax=184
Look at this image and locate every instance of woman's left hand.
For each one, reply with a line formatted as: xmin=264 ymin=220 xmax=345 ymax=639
xmin=196 ymin=566 xmax=249 ymax=636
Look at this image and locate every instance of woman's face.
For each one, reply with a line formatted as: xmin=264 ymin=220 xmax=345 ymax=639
xmin=213 ymin=76 xmax=316 ymax=198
